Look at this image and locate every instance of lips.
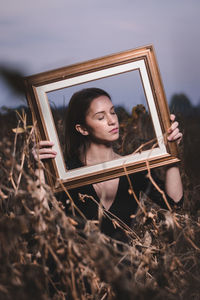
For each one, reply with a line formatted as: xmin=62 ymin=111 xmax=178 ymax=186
xmin=109 ymin=128 xmax=119 ymax=133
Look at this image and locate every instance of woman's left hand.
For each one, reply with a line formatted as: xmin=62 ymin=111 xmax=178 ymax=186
xmin=167 ymin=114 xmax=183 ymax=144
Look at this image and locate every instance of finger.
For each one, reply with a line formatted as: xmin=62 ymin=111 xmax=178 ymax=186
xmin=38 ymin=140 xmax=54 ymax=148
xmin=176 ymin=133 xmax=183 ymax=144
xmin=174 ymin=132 xmax=182 ymax=140
xmin=168 ymin=121 xmax=179 ymax=133
xmin=32 ymin=148 xmax=57 ymax=161
xmin=32 ymin=141 xmax=53 ymax=152
xmin=168 ymin=128 xmax=179 ymax=140
xmin=34 ymin=152 xmax=57 ymax=160
xmin=168 ymin=130 xmax=182 ymax=142
xmin=168 ymin=132 xmax=181 ymax=141
xmin=170 ymin=114 xmax=176 ymax=122
xmin=38 ymin=153 xmax=57 ymax=160
xmin=38 ymin=148 xmax=57 ymax=155
xmin=169 ymin=132 xmax=183 ymax=144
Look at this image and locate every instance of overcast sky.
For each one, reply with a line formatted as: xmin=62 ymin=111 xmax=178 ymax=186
xmin=0 ymin=0 xmax=200 ymax=110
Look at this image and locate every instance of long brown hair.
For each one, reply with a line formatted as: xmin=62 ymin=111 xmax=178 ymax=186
xmin=64 ymin=88 xmax=111 ymax=164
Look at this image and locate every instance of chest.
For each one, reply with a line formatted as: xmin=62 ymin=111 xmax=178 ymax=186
xmin=93 ymin=178 xmax=120 ymax=210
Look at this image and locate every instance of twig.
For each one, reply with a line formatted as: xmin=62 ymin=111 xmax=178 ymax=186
xmin=123 ymin=164 xmax=147 ymax=216
xmin=79 ymin=193 xmax=141 ymax=242
xmin=145 ymin=159 xmax=172 ymax=212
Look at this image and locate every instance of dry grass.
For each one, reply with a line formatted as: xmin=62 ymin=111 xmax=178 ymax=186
xmin=1 ymin=108 xmax=200 ymax=300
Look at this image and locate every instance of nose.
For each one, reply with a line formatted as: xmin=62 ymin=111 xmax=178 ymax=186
xmin=107 ymin=114 xmax=116 ymax=125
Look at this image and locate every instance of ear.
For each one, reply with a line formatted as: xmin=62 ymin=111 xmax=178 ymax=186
xmin=75 ymin=124 xmax=89 ymax=136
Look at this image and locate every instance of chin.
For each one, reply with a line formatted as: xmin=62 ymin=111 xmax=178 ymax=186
xmin=107 ymin=136 xmax=119 ymax=144
xmin=112 ymin=134 xmax=119 ymax=141
xmin=91 ymin=134 xmax=119 ymax=145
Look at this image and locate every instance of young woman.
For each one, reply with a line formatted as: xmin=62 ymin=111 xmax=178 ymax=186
xmin=33 ymin=88 xmax=183 ymax=241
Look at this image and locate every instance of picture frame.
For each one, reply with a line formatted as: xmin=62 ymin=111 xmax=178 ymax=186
xmin=24 ymin=45 xmax=180 ymax=192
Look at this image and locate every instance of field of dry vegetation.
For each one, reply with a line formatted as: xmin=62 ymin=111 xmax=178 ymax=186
xmin=0 ymin=98 xmax=200 ymax=300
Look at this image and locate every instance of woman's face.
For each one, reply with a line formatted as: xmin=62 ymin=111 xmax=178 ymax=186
xmin=83 ymin=96 xmax=119 ymax=143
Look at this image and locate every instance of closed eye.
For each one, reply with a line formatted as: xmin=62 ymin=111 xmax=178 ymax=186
xmin=96 ymin=113 xmax=104 ymax=120
xmin=110 ymin=107 xmax=116 ymax=115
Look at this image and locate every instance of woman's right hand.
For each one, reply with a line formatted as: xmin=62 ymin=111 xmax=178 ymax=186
xmin=32 ymin=141 xmax=56 ymax=204
xmin=32 ymin=140 xmax=57 ymax=162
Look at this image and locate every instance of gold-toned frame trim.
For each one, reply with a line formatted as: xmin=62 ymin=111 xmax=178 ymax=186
xmin=24 ymin=45 xmax=179 ymax=192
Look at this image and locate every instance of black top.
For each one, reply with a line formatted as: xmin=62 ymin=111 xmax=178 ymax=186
xmin=57 ymin=159 xmax=183 ymax=241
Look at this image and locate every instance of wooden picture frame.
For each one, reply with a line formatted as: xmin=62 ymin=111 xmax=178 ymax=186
xmin=24 ymin=45 xmax=179 ymax=192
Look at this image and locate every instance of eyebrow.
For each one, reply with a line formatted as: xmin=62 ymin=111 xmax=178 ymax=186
xmin=92 ymin=106 xmax=115 ymax=117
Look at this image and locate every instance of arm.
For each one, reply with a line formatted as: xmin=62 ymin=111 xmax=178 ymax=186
xmin=165 ymin=114 xmax=183 ymax=203
xmin=165 ymin=165 xmax=183 ymax=203
xmin=32 ymin=141 xmax=57 ymax=205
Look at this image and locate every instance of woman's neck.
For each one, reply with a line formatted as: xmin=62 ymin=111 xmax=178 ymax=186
xmin=85 ymin=142 xmax=119 ymax=166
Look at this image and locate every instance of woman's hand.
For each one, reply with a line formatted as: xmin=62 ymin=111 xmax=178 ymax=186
xmin=167 ymin=114 xmax=183 ymax=144
xmin=32 ymin=141 xmax=56 ymax=207
xmin=165 ymin=114 xmax=183 ymax=203
xmin=32 ymin=140 xmax=57 ymax=162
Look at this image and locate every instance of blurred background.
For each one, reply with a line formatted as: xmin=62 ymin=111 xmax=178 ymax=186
xmin=0 ymin=0 xmax=200 ymax=109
